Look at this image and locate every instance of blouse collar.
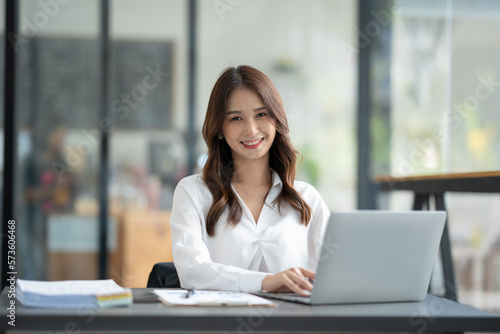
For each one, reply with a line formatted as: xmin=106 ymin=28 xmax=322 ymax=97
xmin=270 ymin=169 xmax=283 ymax=189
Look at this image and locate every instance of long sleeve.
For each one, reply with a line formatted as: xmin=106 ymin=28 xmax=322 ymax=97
xmin=302 ymin=184 xmax=331 ymax=272
xmin=169 ymin=176 xmax=268 ymax=292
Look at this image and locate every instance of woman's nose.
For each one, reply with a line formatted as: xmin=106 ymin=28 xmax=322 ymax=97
xmin=244 ymin=119 xmax=258 ymax=136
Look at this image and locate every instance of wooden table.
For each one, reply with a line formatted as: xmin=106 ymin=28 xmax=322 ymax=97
xmin=375 ymin=171 xmax=500 ymax=302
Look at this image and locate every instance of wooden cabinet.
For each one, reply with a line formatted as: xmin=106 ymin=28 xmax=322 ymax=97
xmin=111 ymin=209 xmax=173 ymax=288
xmin=47 ymin=209 xmax=173 ymax=288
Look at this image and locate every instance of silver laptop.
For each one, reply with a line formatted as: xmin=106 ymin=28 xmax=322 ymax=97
xmin=256 ymin=210 xmax=446 ymax=305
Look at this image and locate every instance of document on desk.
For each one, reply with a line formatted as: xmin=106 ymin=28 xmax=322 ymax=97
xmin=154 ymin=289 xmax=276 ymax=307
xmin=16 ymin=279 xmax=132 ymax=308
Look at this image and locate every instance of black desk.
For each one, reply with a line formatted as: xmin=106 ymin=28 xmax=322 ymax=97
xmin=376 ymin=171 xmax=500 ymax=302
xmin=1 ymin=288 xmax=499 ymax=333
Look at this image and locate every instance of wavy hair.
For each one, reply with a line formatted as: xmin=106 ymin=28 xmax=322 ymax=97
xmin=202 ymin=65 xmax=312 ymax=237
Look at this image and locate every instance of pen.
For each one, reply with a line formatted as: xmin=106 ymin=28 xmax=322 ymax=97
xmin=184 ymin=288 xmax=196 ymax=299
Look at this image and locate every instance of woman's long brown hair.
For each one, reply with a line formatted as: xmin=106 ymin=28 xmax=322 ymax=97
xmin=202 ymin=65 xmax=312 ymax=237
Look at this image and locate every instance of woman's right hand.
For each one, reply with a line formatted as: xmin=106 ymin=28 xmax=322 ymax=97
xmin=261 ymin=267 xmax=315 ymax=296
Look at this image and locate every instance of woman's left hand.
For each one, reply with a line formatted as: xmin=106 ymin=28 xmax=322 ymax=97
xmin=261 ymin=267 xmax=315 ymax=296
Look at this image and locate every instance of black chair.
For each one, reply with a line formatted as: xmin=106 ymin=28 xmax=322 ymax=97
xmin=146 ymin=262 xmax=181 ymax=288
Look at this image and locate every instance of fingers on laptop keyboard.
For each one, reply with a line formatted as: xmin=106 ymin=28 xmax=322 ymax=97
xmin=296 ymin=267 xmax=316 ymax=282
xmin=282 ymin=274 xmax=307 ymax=296
xmin=285 ymin=268 xmax=314 ymax=296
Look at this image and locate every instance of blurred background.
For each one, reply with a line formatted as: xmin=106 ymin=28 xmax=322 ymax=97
xmin=0 ymin=0 xmax=499 ymax=315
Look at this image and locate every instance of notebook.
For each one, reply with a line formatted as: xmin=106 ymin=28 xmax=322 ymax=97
xmin=256 ymin=210 xmax=446 ymax=305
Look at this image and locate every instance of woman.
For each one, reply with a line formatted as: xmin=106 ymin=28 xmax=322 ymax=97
xmin=170 ymin=65 xmax=330 ymax=296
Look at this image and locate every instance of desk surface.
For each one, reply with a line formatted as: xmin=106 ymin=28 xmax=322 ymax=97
xmin=375 ymin=170 xmax=500 ymax=182
xmin=376 ymin=170 xmax=500 ymax=192
xmin=1 ymin=288 xmax=499 ymax=332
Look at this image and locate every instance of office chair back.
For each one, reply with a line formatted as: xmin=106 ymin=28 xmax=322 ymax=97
xmin=147 ymin=262 xmax=181 ymax=288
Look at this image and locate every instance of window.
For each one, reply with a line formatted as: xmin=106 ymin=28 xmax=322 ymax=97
xmin=390 ymin=0 xmax=500 ymax=313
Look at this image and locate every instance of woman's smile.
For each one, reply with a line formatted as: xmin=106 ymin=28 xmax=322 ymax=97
xmin=241 ymin=138 xmax=264 ymax=149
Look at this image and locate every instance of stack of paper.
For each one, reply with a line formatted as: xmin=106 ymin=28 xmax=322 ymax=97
xmin=154 ymin=289 xmax=275 ymax=307
xmin=16 ymin=279 xmax=132 ymax=308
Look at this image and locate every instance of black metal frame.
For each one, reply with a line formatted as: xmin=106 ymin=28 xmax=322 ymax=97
xmin=98 ymin=0 xmax=110 ymax=279
xmin=413 ymin=192 xmax=457 ymax=301
xmin=1 ymin=0 xmax=19 ymax=291
xmin=356 ymin=0 xmax=376 ymax=209
xmin=357 ymin=0 xmax=392 ymax=209
xmin=186 ymin=0 xmax=197 ymax=175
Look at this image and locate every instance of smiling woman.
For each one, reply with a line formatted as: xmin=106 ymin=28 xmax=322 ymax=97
xmin=169 ymin=65 xmax=331 ymax=296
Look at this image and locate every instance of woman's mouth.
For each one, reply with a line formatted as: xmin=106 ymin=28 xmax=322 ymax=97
xmin=241 ymin=138 xmax=264 ymax=149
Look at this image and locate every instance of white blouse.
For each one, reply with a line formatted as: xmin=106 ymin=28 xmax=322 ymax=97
xmin=169 ymin=171 xmax=330 ymax=293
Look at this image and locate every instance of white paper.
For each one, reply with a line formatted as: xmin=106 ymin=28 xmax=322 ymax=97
xmin=17 ymin=279 xmax=126 ymax=296
xmin=154 ymin=289 xmax=275 ymax=306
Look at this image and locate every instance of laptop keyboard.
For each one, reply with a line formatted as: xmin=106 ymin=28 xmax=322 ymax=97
xmin=255 ymin=292 xmax=311 ymax=304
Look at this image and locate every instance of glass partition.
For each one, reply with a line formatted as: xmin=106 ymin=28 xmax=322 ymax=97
xmin=16 ymin=0 xmax=100 ymax=281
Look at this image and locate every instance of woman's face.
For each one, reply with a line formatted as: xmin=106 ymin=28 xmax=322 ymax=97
xmin=221 ymin=88 xmax=276 ymax=165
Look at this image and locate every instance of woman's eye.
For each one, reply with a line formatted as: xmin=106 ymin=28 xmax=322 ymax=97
xmin=256 ymin=112 xmax=267 ymax=118
xmin=231 ymin=116 xmax=242 ymax=121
